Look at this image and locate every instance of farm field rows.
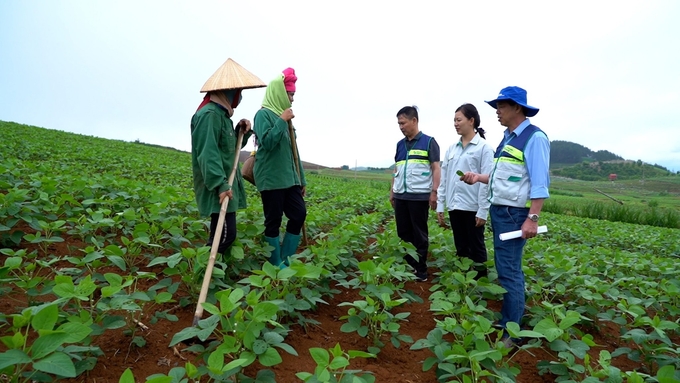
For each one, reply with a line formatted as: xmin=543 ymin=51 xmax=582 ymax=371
xmin=1 ymin=121 xmax=680 ymax=383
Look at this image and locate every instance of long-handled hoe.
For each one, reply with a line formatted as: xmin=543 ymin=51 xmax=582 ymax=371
xmin=191 ymin=128 xmax=244 ymax=331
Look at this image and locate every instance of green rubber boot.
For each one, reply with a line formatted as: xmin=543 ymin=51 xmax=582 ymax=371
xmin=264 ymin=236 xmax=283 ymax=267
xmin=281 ymin=232 xmax=301 ymax=266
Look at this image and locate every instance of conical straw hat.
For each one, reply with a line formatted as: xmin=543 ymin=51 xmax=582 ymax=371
xmin=200 ymin=58 xmax=266 ymax=92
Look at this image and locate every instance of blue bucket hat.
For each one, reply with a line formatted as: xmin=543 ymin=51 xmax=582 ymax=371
xmin=485 ymin=86 xmax=539 ymax=117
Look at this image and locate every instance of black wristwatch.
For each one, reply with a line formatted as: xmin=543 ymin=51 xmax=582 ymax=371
xmin=528 ymin=214 xmax=539 ymax=222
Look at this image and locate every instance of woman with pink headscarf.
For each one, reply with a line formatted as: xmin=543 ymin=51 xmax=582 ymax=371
xmin=252 ymin=68 xmax=306 ymax=267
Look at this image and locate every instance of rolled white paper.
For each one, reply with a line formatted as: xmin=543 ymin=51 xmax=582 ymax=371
xmin=499 ymin=225 xmax=548 ymax=241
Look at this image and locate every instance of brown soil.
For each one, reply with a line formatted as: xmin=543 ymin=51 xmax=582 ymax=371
xmin=0 ymin=232 xmax=648 ymax=383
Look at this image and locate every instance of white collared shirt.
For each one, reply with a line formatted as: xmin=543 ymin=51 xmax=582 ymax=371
xmin=436 ymin=133 xmax=495 ymax=219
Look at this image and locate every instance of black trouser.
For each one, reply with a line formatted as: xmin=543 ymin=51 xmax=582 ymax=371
xmin=394 ymin=198 xmax=429 ymax=274
xmin=207 ymin=212 xmax=237 ymax=254
xmin=260 ymin=186 xmax=307 ymax=238
xmin=448 ymin=209 xmax=488 ymax=277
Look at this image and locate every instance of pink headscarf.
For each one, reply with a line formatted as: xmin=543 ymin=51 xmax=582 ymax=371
xmin=282 ymin=67 xmax=297 ymax=92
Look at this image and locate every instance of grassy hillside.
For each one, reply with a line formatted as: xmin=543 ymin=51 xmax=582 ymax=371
xmin=550 ymin=140 xmax=623 ymax=166
xmin=552 ymin=160 xmax=675 ymax=181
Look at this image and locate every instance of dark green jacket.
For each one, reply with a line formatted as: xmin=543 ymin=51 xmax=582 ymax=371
xmin=191 ymin=102 xmax=252 ymax=216
xmin=252 ymin=108 xmax=306 ymax=191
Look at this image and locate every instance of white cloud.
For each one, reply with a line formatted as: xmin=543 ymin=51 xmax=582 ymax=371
xmin=1 ymin=0 xmax=678 ymax=171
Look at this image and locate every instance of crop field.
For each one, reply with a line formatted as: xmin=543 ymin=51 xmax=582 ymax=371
xmin=1 ymin=121 xmax=680 ymax=383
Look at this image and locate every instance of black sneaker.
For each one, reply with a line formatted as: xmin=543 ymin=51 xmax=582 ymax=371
xmin=415 ymin=271 xmax=428 ymax=282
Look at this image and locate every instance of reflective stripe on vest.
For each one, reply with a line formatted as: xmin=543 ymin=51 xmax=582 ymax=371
xmin=489 ymin=125 xmax=543 ymax=207
xmin=393 ymin=133 xmax=433 ymax=194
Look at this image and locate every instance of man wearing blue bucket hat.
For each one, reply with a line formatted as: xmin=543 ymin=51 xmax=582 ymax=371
xmin=461 ymin=86 xmax=550 ymax=348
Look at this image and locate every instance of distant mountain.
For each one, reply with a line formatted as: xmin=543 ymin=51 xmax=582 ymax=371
xmin=552 ymin=160 xmax=673 ymax=181
xmin=550 ymin=140 xmax=623 ymax=167
xmin=549 ymin=140 xmax=675 ymax=180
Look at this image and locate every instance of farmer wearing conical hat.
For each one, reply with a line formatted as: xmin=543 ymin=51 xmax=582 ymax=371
xmin=190 ymin=58 xmax=265 ymax=273
xmin=252 ymin=68 xmax=306 ymax=268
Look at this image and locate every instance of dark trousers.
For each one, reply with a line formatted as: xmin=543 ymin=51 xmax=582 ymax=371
xmin=207 ymin=212 xmax=237 ymax=254
xmin=394 ymin=199 xmax=429 ymax=274
xmin=448 ymin=210 xmax=488 ymax=264
xmin=260 ymin=186 xmax=307 ymax=238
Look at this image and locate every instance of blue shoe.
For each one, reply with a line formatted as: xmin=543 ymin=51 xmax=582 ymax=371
xmin=281 ymin=232 xmax=301 ymax=266
xmin=264 ymin=236 xmax=283 ymax=267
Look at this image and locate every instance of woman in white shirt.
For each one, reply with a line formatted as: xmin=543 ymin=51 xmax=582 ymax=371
xmin=436 ymin=103 xmax=495 ymax=280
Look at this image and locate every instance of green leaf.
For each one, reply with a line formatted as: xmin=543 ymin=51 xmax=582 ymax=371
xmin=231 ymin=246 xmax=245 ymax=259
xmin=119 ymin=368 xmax=135 ymax=383
xmin=657 ymin=365 xmax=680 ymax=383
xmin=341 ymin=316 xmax=362 ymax=332
xmin=340 ymin=322 xmax=358 ymax=333
xmin=105 ymin=244 xmax=126 ymax=257
xmin=261 ymin=261 xmax=279 ymax=278
xmin=57 ymin=322 xmax=92 ymax=343
xmin=506 ymin=322 xmax=545 ymax=339
xmin=108 ymin=255 xmax=126 ymax=271
xmin=75 ymin=275 xmax=97 ymax=298
xmin=296 ymin=372 xmax=313 ymax=380
xmin=101 ymin=285 xmax=121 ymax=298
xmin=292 ymin=300 xmax=312 ymax=310
xmin=104 ymin=273 xmax=123 ymax=286
xmin=222 ymin=358 xmax=248 ymax=372
xmin=568 ymin=340 xmax=590 ymax=359
xmin=559 ymin=311 xmax=582 ymax=330
xmin=169 ymin=327 xmax=202 ymax=347
xmin=317 ymin=368 xmax=331 ymax=382
xmin=147 ymin=256 xmax=169 ymax=267
xmin=278 ymin=267 xmax=297 ymax=279
xmin=251 ymin=302 xmax=278 ymax=321
xmin=6 ymin=332 xmax=25 ymax=349
xmin=0 ymin=349 xmax=32 ymax=369
xmin=549 ymin=339 xmax=569 ymax=352
xmin=4 ymin=257 xmax=22 ymax=269
xmin=186 ymin=361 xmax=198 ymax=378
xmin=274 ymin=342 xmax=298 ymax=356
xmin=358 ymin=326 xmax=369 ymax=337
xmin=132 ymin=336 xmax=146 ymax=347
xmin=534 ymin=318 xmax=564 ymax=342
xmin=263 ymin=331 xmax=284 ymax=345
xmin=626 ymin=372 xmax=645 ymax=383
xmin=348 ymin=350 xmax=375 ymax=359
xmin=52 ymin=280 xmax=76 ymax=298
xmin=252 ymin=339 xmax=268 ymax=355
xmin=258 ymin=347 xmax=282 ymax=367
xmin=329 ymin=356 xmax=349 ymax=370
xmin=422 ymin=356 xmax=438 ymax=372
xmin=154 ymin=292 xmax=173 ymax=304
xmin=240 ymin=350 xmax=257 ymax=366
xmin=310 ymin=348 xmax=330 ymax=367
xmin=207 ymin=350 xmax=224 ymax=371
xmin=145 ymin=377 xmax=173 ymax=383
xmin=33 ymin=351 xmax=76 ymax=377
xmin=31 ymin=304 xmax=59 ymax=332
xmin=330 ymin=343 xmax=342 ymax=356
xmin=31 ymin=332 xmax=70 ymax=360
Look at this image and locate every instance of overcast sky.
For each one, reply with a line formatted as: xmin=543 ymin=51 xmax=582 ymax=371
xmin=1 ymin=1 xmax=679 ymax=171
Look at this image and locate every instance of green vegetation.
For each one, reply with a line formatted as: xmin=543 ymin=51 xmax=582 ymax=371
xmin=552 ymin=160 xmax=674 ymax=181
xmin=550 ymin=140 xmax=623 ymax=166
xmin=547 ymin=177 xmax=680 ymax=228
xmin=1 ymin=121 xmax=680 ymax=382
